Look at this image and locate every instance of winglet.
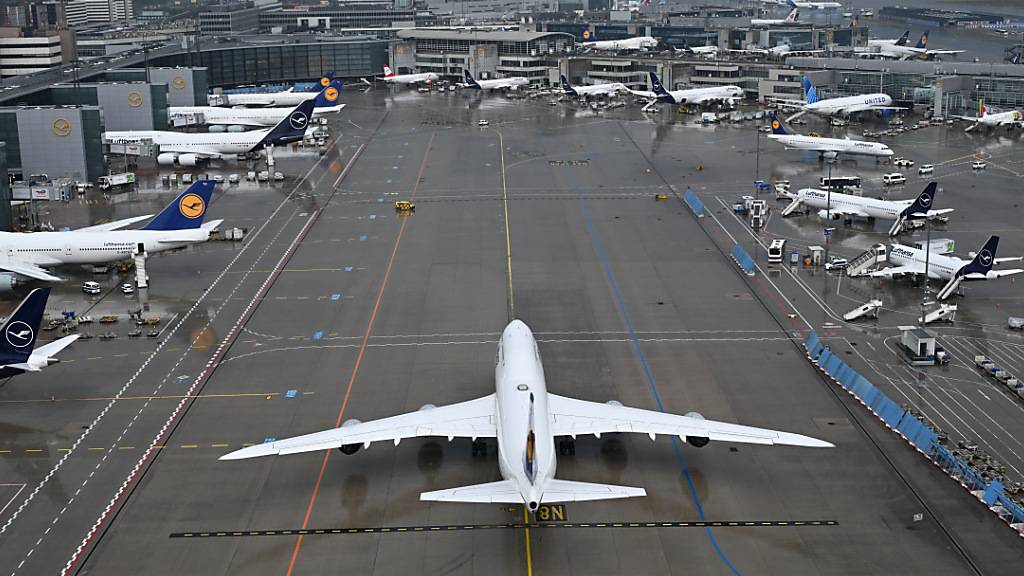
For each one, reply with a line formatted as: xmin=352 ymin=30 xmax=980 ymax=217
xmin=0 ymin=287 xmax=49 ymax=365
xmin=143 ymin=180 xmax=216 ymax=231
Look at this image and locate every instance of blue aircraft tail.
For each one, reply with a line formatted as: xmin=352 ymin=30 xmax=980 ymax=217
xmin=768 ymin=112 xmax=788 ymax=135
xmin=960 ymin=236 xmax=998 ymax=277
xmin=895 ymin=30 xmax=910 ymax=46
xmin=0 ymin=287 xmax=49 ymax=365
xmin=313 ymin=79 xmax=344 ymax=109
xmin=258 ymin=97 xmax=316 ymax=148
xmin=464 ymin=70 xmax=481 ymax=89
xmin=649 ymin=72 xmax=674 ymax=102
xmin=559 ymin=74 xmax=578 ymax=96
xmin=143 ymin=180 xmax=216 ymax=231
xmin=802 ymin=75 xmax=819 ymax=104
xmin=915 ymin=31 xmax=929 ymax=49
xmin=902 ymin=182 xmax=937 ymax=218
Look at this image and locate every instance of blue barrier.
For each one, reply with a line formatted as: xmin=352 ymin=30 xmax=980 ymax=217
xmin=803 ymin=332 xmax=1024 ymax=537
xmin=683 ymin=187 xmax=705 ymax=217
xmin=730 ymin=244 xmax=756 ymax=276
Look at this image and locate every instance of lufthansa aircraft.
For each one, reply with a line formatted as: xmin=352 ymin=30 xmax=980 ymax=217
xmin=169 ymin=80 xmax=345 ymax=128
xmin=463 ymin=70 xmax=529 ymax=91
xmin=767 ymin=112 xmax=893 ymax=160
xmin=783 ymin=182 xmax=953 ymax=236
xmin=870 ymin=236 xmax=1022 ymax=300
xmin=105 ymin=97 xmax=316 ymax=166
xmin=559 ymin=74 xmax=627 ymax=98
xmin=0 ymin=288 xmax=78 ymax=378
xmin=631 ymin=72 xmax=744 ymax=107
xmin=222 ymin=320 xmax=832 ymax=511
xmin=214 ymin=76 xmax=334 ymax=107
xmin=0 ymin=181 xmax=222 ymax=283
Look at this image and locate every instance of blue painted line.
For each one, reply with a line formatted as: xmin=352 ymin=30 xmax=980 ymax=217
xmin=331 ymin=293 xmax=341 ymax=301
xmin=263 ymin=437 xmax=276 ymax=444
xmin=313 ymin=331 xmax=323 ymax=340
xmin=345 ymin=266 xmax=354 ymax=272
xmin=567 ymin=167 xmax=742 ymax=576
xmin=359 ymin=235 xmax=367 ymax=241
xmin=284 ymin=389 xmax=297 ymax=398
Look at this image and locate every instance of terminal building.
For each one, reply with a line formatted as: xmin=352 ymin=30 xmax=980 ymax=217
xmin=0 ymin=105 xmax=104 ymax=183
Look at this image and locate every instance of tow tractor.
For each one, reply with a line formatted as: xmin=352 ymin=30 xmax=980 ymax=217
xmin=394 ymin=200 xmax=415 ymax=213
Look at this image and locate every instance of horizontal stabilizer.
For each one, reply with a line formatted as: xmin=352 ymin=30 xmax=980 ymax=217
xmin=420 ymin=480 xmax=522 ymax=503
xmin=540 ymin=479 xmax=646 ymax=503
xmin=32 ymin=334 xmax=80 ymax=359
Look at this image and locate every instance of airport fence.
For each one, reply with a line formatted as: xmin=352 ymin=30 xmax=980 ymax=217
xmin=804 ymin=331 xmax=1024 ymax=535
xmin=683 ymin=188 xmax=705 ymax=218
xmin=730 ymin=244 xmax=755 ymax=276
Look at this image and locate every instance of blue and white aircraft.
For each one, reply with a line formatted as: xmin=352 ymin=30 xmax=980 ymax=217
xmin=0 ymin=288 xmax=78 ymax=378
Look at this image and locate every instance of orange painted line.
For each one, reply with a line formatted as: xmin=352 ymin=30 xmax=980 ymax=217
xmin=286 ymin=132 xmax=436 ymax=576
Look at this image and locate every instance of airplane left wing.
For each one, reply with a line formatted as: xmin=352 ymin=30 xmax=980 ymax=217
xmin=77 ymin=214 xmax=154 ymax=232
xmin=547 ymin=394 xmax=832 ymax=448
xmin=0 ymin=261 xmax=64 ymax=282
xmin=963 ymin=269 xmax=1024 ymax=280
xmin=868 ymin=264 xmax=925 ymax=278
xmin=220 ymin=394 xmax=497 ymax=460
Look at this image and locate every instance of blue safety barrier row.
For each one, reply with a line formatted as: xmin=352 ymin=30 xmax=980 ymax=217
xmin=804 ymin=331 xmax=1024 ymax=535
xmin=730 ymin=244 xmax=755 ymax=276
xmin=683 ymin=188 xmax=705 ymax=218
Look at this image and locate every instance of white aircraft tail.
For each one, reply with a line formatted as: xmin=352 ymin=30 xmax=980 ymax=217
xmin=540 ymin=479 xmax=646 ymax=503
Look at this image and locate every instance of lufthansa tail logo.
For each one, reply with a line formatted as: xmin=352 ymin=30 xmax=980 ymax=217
xmin=918 ymin=193 xmax=932 ymax=207
xmin=5 ymin=321 xmax=34 ymax=348
xmin=772 ymin=120 xmax=781 ymax=129
xmin=179 ymin=193 xmax=206 ymax=219
xmin=320 ymin=77 xmax=330 ymax=87
xmin=289 ymin=112 xmax=309 ymax=130
xmin=324 ymin=87 xmax=339 ymax=102
xmin=979 ymin=250 xmax=993 ymax=266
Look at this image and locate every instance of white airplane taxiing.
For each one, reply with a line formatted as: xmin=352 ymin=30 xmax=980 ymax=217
xmin=581 ymin=35 xmax=659 ymax=52
xmin=105 ymin=97 xmax=316 ymax=166
xmin=632 ymin=72 xmax=744 ymax=108
xmin=169 ymin=80 xmax=345 ymax=128
xmin=559 ymin=74 xmax=627 ymax=98
xmin=222 ymin=320 xmax=832 ymax=510
xmin=0 ymin=181 xmax=222 ymax=283
xmin=870 ymin=236 xmax=1023 ymax=300
xmin=381 ymin=65 xmax=439 ymax=85
xmin=781 ymin=76 xmax=901 ymax=121
xmin=767 ymin=112 xmax=894 ymax=160
xmin=783 ymin=182 xmax=953 ymax=236
xmin=463 ymin=70 xmax=529 ymax=91
xmin=954 ymin=99 xmax=1023 ymax=133
xmin=751 ymin=8 xmax=800 ymax=26
xmin=0 ymin=288 xmax=78 ymax=378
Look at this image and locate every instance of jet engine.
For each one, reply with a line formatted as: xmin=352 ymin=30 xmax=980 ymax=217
xmin=227 ymin=125 xmax=246 ymax=133
xmin=156 ymin=153 xmax=177 ymax=166
xmin=684 ymin=411 xmax=710 ymax=447
xmin=339 ymin=419 xmax=362 ymax=455
xmin=0 ymin=273 xmax=16 ymax=292
xmin=822 ymin=151 xmax=839 ymax=161
xmin=208 ymin=125 xmax=226 ymax=133
xmin=177 ymin=154 xmax=200 ymax=167
xmin=817 ymin=209 xmax=843 ymax=221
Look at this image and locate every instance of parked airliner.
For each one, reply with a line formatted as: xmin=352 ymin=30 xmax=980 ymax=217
xmin=559 ymin=74 xmax=626 ymax=98
xmin=782 ymin=76 xmax=901 ymax=121
xmin=751 ymin=8 xmax=800 ymax=26
xmin=767 ymin=112 xmax=893 ymax=160
xmin=0 ymin=181 xmax=222 ymax=283
xmin=381 ymin=65 xmax=439 ymax=85
xmin=222 ymin=320 xmax=832 ymax=510
xmin=463 ymin=70 xmax=529 ymax=91
xmin=632 ymin=72 xmax=744 ymax=107
xmin=105 ymin=97 xmax=315 ymax=166
xmin=870 ymin=236 xmax=1022 ymax=300
xmin=0 ymin=288 xmax=78 ymax=378
xmin=169 ymin=80 xmax=345 ymax=128
xmin=955 ymin=99 xmax=1023 ymax=133
xmin=213 ymin=76 xmax=332 ymax=107
xmin=581 ymin=35 xmax=659 ymax=52
xmin=783 ymin=182 xmax=953 ymax=236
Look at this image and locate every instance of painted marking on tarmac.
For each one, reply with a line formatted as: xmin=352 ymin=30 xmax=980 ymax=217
xmin=170 ymin=520 xmax=838 ymax=538
xmin=0 ymin=391 xmax=312 ymax=405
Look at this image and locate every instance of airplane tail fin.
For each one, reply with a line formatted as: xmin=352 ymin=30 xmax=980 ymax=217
xmin=559 ymin=74 xmax=577 ymax=96
xmin=915 ymin=30 xmax=929 ymax=49
xmin=785 ymin=0 xmax=797 ymax=7
xmin=768 ymin=112 xmax=789 ymax=135
xmin=257 ymin=97 xmax=316 ymax=148
xmin=850 ymin=15 xmax=858 ymax=29
xmin=540 ymin=479 xmax=647 ymax=503
xmin=143 ymin=180 xmax=216 ymax=231
xmin=312 ymin=79 xmax=344 ymax=109
xmin=980 ymin=98 xmax=987 ymax=118
xmin=787 ymin=8 xmax=799 ymax=22
xmin=383 ymin=65 xmax=395 ymax=78
xmin=802 ymin=75 xmax=819 ymax=104
xmin=649 ymin=72 xmax=673 ymax=102
xmin=960 ymin=236 xmax=999 ymax=277
xmin=463 ymin=69 xmax=481 ymax=89
xmin=0 ymin=287 xmax=49 ymax=365
xmin=895 ymin=30 xmax=910 ymax=46
xmin=901 ymin=182 xmax=937 ymax=218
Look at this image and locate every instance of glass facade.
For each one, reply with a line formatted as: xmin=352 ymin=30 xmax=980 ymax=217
xmin=151 ymin=40 xmax=389 ymax=86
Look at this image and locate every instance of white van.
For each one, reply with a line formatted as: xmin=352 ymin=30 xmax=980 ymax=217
xmin=882 ymin=173 xmax=906 ymax=186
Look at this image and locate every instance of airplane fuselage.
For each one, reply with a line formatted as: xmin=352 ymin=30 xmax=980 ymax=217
xmin=582 ymin=37 xmax=658 ymax=51
xmin=473 ymin=77 xmax=530 ymax=90
xmin=385 ymin=73 xmax=439 ymax=85
xmin=0 ymin=228 xmax=215 ymax=267
xmin=662 ymin=85 xmax=744 ymax=105
xmin=888 ymin=244 xmax=961 ymax=280
xmin=104 ymin=130 xmax=269 ymax=156
xmin=495 ymin=320 xmax=554 ymax=509
xmin=798 ymin=188 xmax=907 ymax=219
xmin=768 ymin=134 xmax=893 ymax=157
xmin=805 ymin=93 xmax=892 ymax=116
xmin=168 ymin=105 xmax=342 ymax=127
xmin=223 ymin=91 xmax=318 ymax=107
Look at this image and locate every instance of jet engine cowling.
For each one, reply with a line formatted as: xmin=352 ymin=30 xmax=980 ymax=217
xmin=177 ymin=154 xmax=200 ymax=167
xmin=684 ymin=411 xmax=710 ymax=447
xmin=156 ymin=153 xmax=178 ymax=166
xmin=339 ymin=419 xmax=362 ymax=455
xmin=0 ymin=273 xmax=16 ymax=292
xmin=817 ymin=209 xmax=843 ymax=221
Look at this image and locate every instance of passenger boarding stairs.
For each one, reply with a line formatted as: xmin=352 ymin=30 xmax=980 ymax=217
xmin=846 ymin=243 xmax=888 ymax=277
xmin=780 ymin=195 xmax=803 ymax=217
xmin=134 ymin=251 xmax=149 ymax=289
xmin=919 ymin=303 xmax=957 ymax=324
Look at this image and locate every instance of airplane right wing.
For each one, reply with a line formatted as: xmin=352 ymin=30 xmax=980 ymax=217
xmin=0 ymin=260 xmax=63 ymax=282
xmin=220 ymin=394 xmax=497 ymax=460
xmin=77 ymin=214 xmax=154 ymax=232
